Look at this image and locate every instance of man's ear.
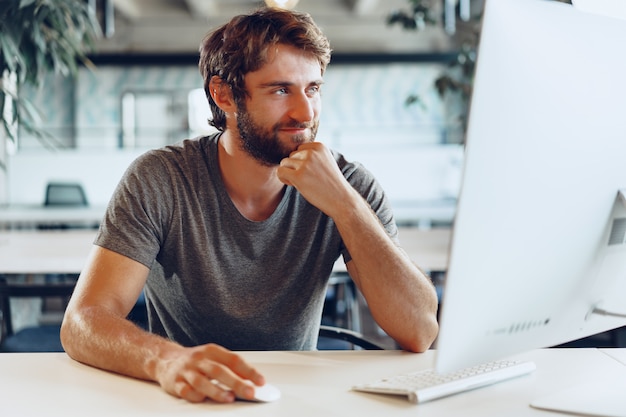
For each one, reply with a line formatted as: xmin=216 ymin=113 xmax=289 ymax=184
xmin=209 ymin=76 xmax=236 ymax=113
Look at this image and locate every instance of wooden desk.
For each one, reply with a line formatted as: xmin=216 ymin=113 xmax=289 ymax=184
xmin=0 ymin=227 xmax=452 ymax=275
xmin=1 ymin=349 xmax=624 ymax=416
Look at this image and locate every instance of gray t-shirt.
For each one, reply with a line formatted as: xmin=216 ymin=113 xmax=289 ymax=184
xmin=95 ymin=133 xmax=397 ymax=350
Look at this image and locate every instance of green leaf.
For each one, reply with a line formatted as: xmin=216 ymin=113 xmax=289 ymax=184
xmin=19 ymin=0 xmax=37 ymax=8
xmin=0 ymin=0 xmax=102 ymax=148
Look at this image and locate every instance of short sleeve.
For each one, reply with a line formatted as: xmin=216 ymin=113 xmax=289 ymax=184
xmin=95 ymin=150 xmax=175 ymax=268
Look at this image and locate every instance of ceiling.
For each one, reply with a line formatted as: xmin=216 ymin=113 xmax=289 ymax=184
xmin=93 ymin=0 xmax=479 ymax=56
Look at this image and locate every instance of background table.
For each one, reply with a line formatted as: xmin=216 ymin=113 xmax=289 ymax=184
xmin=0 ymin=230 xmax=96 ymax=274
xmin=0 ymin=205 xmax=105 ymax=230
xmin=0 ymin=227 xmax=451 ymax=275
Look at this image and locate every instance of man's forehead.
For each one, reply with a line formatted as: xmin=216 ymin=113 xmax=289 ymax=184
xmin=245 ymin=44 xmax=323 ymax=84
xmin=264 ymin=43 xmax=321 ymax=67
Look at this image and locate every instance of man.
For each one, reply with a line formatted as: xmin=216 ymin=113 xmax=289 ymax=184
xmin=61 ymin=7 xmax=439 ymax=404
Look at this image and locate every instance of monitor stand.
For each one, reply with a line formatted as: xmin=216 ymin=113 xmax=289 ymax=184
xmin=531 ymin=190 xmax=626 ymax=417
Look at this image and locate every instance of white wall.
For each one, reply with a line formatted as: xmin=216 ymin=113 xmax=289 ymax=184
xmin=7 ymin=149 xmax=145 ymax=206
xmin=9 ymin=62 xmax=464 ymax=223
xmin=6 ymin=144 xmax=463 ymax=227
xmin=7 ymin=145 xmax=463 ymax=206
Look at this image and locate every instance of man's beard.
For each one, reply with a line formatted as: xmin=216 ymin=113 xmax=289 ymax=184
xmin=237 ymin=105 xmax=319 ymax=167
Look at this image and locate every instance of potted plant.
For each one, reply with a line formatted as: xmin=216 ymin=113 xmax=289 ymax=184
xmin=0 ymin=0 xmax=100 ymax=205
xmin=387 ymin=0 xmax=573 ymax=143
xmin=387 ymin=0 xmax=481 ymax=144
xmin=0 ymin=0 xmax=101 ymax=155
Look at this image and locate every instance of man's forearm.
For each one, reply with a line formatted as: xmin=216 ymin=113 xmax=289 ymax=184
xmin=61 ymin=306 xmax=267 ymax=403
xmin=61 ymin=306 xmax=180 ymax=382
xmin=332 ymin=190 xmax=439 ymax=352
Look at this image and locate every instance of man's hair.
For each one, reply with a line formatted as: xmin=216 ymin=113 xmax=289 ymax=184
xmin=198 ymin=7 xmax=332 ymax=131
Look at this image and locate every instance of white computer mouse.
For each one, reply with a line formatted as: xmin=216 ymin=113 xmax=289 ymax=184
xmin=242 ymin=382 xmax=281 ymax=403
xmin=232 ymin=381 xmax=280 ymax=403
xmin=213 ymin=379 xmax=281 ymax=403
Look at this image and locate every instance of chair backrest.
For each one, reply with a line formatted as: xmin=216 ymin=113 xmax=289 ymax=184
xmin=318 ymin=325 xmax=384 ymax=350
xmin=44 ymin=182 xmax=88 ymax=206
xmin=0 ymin=278 xmax=147 ymax=352
xmin=0 ymin=277 xmax=75 ymax=339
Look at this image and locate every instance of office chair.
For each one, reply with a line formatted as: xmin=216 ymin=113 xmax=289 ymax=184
xmin=44 ymin=182 xmax=88 ymax=207
xmin=318 ymin=325 xmax=384 ymax=350
xmin=40 ymin=182 xmax=90 ymax=230
xmin=0 ymin=277 xmax=149 ymax=352
xmin=0 ymin=276 xmax=73 ymax=352
xmin=319 ymin=272 xmax=387 ymax=350
xmin=324 ymin=272 xmax=361 ymax=332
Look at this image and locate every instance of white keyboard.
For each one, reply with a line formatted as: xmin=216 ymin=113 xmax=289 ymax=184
xmin=352 ymin=359 xmax=536 ymax=404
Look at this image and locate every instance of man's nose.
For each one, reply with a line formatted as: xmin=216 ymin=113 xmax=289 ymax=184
xmin=288 ymin=92 xmax=316 ymax=122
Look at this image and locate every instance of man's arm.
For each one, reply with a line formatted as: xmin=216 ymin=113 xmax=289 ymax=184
xmin=277 ymin=142 xmax=439 ymax=352
xmin=61 ymin=245 xmax=265 ymax=403
xmin=340 ymin=208 xmax=439 ymax=352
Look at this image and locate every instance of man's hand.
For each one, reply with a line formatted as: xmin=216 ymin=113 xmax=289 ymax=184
xmin=277 ymin=142 xmax=354 ymax=217
xmin=155 ymin=343 xmax=266 ymax=403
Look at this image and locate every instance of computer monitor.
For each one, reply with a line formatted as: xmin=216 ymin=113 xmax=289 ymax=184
xmin=435 ymin=0 xmax=626 ymax=375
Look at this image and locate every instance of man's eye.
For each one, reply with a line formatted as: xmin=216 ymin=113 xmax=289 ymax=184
xmin=307 ymin=86 xmax=321 ymax=95
xmin=275 ymin=88 xmax=288 ymax=95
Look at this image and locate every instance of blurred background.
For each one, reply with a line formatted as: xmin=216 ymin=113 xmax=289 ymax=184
xmin=1 ymin=0 xmax=483 ymax=217
xmin=0 ymin=0 xmax=483 ymax=350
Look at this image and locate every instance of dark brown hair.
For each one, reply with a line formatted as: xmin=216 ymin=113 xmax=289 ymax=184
xmin=198 ymin=7 xmax=332 ymax=130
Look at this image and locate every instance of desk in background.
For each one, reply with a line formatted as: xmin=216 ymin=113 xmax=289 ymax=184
xmin=330 ymin=227 xmax=450 ymax=273
xmin=0 ymin=230 xmax=96 ymax=275
xmin=0 ymin=230 xmax=96 ymax=337
xmin=0 ymin=205 xmax=105 ymax=230
xmin=0 ymin=227 xmax=451 ymax=276
xmin=1 ymin=349 xmax=625 ymax=416
xmin=0 ymin=202 xmax=455 ymax=231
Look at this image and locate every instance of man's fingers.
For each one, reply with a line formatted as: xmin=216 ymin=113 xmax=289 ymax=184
xmin=177 ymin=368 xmax=238 ymax=403
xmin=175 ymin=379 xmax=212 ymax=403
xmin=175 ymin=344 xmax=263 ymax=402
xmin=200 ymin=344 xmax=264 ymax=384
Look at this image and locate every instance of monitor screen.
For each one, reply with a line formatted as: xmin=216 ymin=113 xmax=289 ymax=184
xmin=435 ymin=0 xmax=626 ymax=374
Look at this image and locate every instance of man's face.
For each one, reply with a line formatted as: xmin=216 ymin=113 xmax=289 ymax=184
xmin=236 ymin=44 xmax=323 ymax=166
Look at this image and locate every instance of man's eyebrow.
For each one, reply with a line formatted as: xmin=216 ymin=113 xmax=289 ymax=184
xmin=259 ymin=80 xmax=324 ymax=88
